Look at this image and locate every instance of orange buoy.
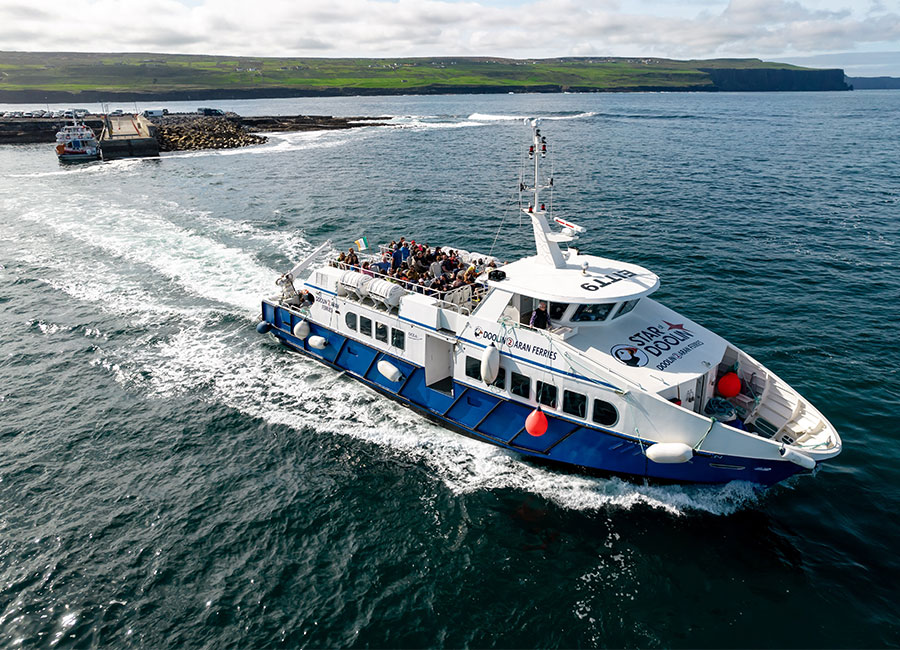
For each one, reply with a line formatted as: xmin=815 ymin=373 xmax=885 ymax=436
xmin=717 ymin=372 xmax=741 ymax=398
xmin=525 ymin=407 xmax=548 ymax=437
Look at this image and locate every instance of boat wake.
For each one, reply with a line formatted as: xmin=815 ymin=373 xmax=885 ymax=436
xmin=6 ymin=190 xmax=766 ymax=517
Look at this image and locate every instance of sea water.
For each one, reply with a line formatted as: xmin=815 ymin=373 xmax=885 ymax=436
xmin=0 ymin=91 xmax=898 ymax=647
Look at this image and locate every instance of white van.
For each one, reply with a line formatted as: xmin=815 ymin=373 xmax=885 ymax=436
xmin=142 ymin=109 xmax=165 ymax=118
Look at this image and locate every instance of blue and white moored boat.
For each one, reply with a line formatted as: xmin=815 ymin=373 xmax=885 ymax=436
xmin=258 ymin=121 xmax=841 ymax=486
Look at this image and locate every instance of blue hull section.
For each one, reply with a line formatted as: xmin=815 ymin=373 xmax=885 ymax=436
xmin=262 ymin=304 xmax=802 ymax=486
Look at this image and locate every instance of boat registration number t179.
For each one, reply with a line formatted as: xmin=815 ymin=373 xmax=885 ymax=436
xmin=581 ymin=269 xmax=636 ymax=291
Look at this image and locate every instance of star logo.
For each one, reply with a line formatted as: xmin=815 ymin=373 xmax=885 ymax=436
xmin=664 ymin=321 xmax=689 ymax=331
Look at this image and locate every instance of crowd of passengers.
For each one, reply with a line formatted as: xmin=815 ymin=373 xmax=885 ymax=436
xmin=331 ymin=237 xmax=500 ymax=296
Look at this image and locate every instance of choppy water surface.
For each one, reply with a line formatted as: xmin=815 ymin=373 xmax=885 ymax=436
xmin=1 ymin=91 xmax=898 ymax=648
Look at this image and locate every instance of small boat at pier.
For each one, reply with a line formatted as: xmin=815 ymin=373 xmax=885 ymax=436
xmin=257 ymin=121 xmax=841 ymax=486
xmin=54 ymin=119 xmax=99 ymax=162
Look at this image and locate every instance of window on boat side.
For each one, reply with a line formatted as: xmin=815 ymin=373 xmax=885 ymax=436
xmin=510 ymin=372 xmax=530 ymax=398
xmin=612 ymin=298 xmax=640 ymax=320
xmin=571 ymin=303 xmax=615 ymax=322
xmin=465 ymin=356 xmax=481 ymax=380
xmin=536 ymin=381 xmax=557 ymax=408
xmin=592 ymin=399 xmax=618 ymax=426
xmin=391 ymin=328 xmax=405 ymax=350
xmin=375 ymin=322 xmax=388 ymax=343
xmin=548 ymin=302 xmax=569 ymax=320
xmin=562 ymin=390 xmax=587 ymax=418
xmin=345 ymin=312 xmax=357 ymax=330
xmin=492 ymin=368 xmax=506 ymax=390
xmin=359 ymin=316 xmax=372 ymax=337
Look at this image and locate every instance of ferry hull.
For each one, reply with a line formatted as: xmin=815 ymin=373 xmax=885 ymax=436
xmin=261 ymin=302 xmax=805 ymax=487
xmin=58 ymin=152 xmax=100 ymax=163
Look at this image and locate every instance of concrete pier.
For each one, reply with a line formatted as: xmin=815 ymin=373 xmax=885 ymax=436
xmin=99 ymin=115 xmax=160 ymax=159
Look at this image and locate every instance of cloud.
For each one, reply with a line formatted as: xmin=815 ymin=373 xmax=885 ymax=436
xmin=0 ymin=0 xmax=898 ymax=74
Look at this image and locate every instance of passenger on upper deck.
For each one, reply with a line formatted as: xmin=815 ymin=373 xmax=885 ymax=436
xmin=529 ymin=301 xmax=549 ymax=329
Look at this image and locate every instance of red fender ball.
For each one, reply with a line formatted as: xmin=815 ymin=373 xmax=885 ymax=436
xmin=525 ymin=407 xmax=548 ymax=437
xmin=717 ymin=372 xmax=741 ymax=398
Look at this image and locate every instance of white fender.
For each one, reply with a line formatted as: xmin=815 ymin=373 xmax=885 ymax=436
xmin=480 ymin=344 xmax=500 ymax=384
xmin=376 ymin=360 xmax=403 ymax=383
xmin=780 ymin=445 xmax=816 ymax=470
xmin=308 ymin=335 xmax=327 ymax=350
xmin=292 ymin=320 xmax=310 ymax=339
xmin=645 ymin=442 xmax=693 ymax=464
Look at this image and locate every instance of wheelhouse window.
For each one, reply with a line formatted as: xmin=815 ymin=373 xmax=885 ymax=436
xmin=391 ymin=328 xmax=405 ymax=350
xmin=548 ymin=302 xmax=569 ymax=320
xmin=375 ymin=322 xmax=388 ymax=342
xmin=612 ymin=299 xmax=640 ymax=320
xmin=359 ymin=316 xmax=372 ymax=337
xmin=592 ymin=399 xmax=619 ymax=426
xmin=465 ymin=356 xmax=481 ymax=380
xmin=572 ymin=303 xmax=615 ymax=322
xmin=510 ymin=372 xmax=530 ymax=398
xmin=345 ymin=312 xmax=357 ymax=330
xmin=562 ymin=390 xmax=587 ymax=418
xmin=536 ymin=381 xmax=557 ymax=408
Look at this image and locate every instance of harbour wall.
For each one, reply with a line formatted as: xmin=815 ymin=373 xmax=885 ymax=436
xmin=0 ymin=114 xmax=387 ymax=149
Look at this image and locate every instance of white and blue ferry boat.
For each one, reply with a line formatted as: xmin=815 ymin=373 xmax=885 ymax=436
xmin=257 ymin=121 xmax=841 ymax=486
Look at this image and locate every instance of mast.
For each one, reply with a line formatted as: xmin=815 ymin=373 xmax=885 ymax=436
xmin=522 ymin=119 xmax=567 ymax=268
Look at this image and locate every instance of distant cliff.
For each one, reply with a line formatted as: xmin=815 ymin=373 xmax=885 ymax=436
xmin=699 ymin=67 xmax=849 ymax=91
xmin=846 ymin=76 xmax=900 ymax=89
xmin=0 ymin=52 xmax=851 ymax=103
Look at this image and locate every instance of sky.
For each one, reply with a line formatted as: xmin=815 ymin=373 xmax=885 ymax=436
xmin=1 ymin=0 xmax=899 ymax=75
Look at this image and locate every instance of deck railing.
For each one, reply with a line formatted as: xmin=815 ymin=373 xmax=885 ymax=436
xmin=329 ymin=261 xmax=484 ymax=316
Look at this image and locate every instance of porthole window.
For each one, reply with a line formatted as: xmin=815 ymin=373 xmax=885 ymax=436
xmin=391 ymin=328 xmax=405 ymax=350
xmin=375 ymin=322 xmax=388 ymax=343
xmin=510 ymin=372 xmax=530 ymax=398
xmin=465 ymin=356 xmax=481 ymax=380
xmin=592 ymin=399 xmax=619 ymax=426
xmin=345 ymin=312 xmax=357 ymax=330
xmin=359 ymin=316 xmax=372 ymax=337
xmin=562 ymin=390 xmax=587 ymax=418
xmin=536 ymin=381 xmax=557 ymax=408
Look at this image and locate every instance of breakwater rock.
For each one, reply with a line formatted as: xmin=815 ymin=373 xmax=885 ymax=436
xmin=153 ymin=114 xmax=387 ymax=151
xmin=154 ymin=115 xmax=267 ymax=152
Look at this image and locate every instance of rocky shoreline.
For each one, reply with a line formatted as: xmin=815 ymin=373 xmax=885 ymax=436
xmin=0 ymin=114 xmax=388 ymax=150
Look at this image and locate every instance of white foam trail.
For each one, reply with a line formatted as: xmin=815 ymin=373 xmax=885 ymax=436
xmin=468 ymin=113 xmax=526 ymax=121
xmin=163 ymin=129 xmax=363 ymax=159
xmin=544 ymin=111 xmax=598 ymax=120
xmin=389 ymin=117 xmax=487 ymax=130
xmin=467 ymin=111 xmax=598 ymax=122
xmin=8 ymin=158 xmax=146 ymax=179
xmin=12 ymin=196 xmax=277 ymax=315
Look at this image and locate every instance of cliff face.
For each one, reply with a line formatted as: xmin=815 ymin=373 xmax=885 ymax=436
xmin=846 ymin=76 xmax=900 ymax=89
xmin=700 ymin=67 xmax=849 ymax=91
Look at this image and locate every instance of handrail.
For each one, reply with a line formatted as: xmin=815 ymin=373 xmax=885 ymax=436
xmin=330 ymin=261 xmax=481 ymax=316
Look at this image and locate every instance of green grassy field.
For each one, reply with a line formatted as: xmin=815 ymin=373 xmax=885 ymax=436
xmin=0 ymin=52 xmax=813 ymax=95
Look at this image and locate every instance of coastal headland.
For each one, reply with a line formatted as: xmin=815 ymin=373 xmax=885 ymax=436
xmin=0 ymin=52 xmax=850 ymax=103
